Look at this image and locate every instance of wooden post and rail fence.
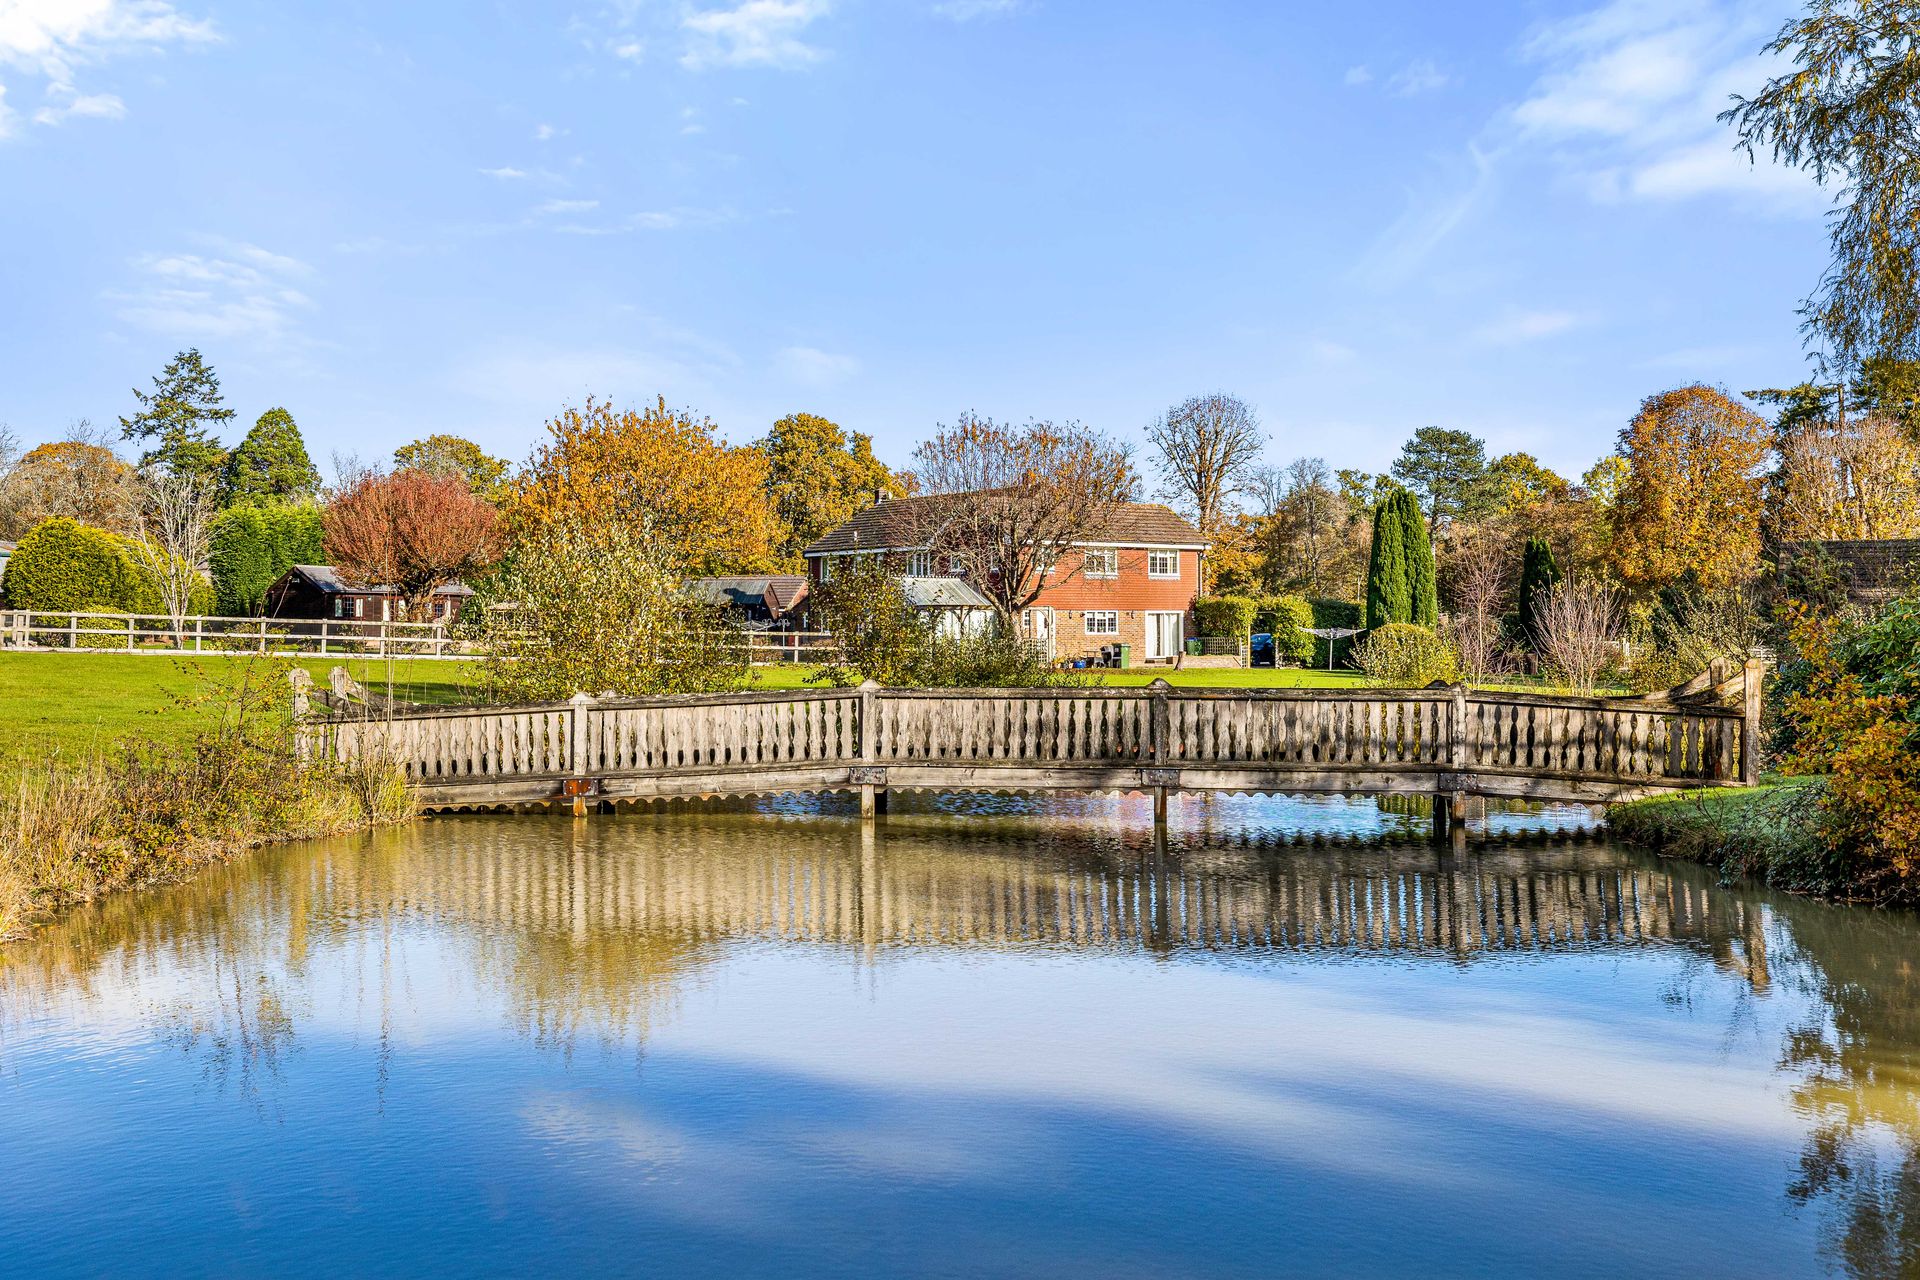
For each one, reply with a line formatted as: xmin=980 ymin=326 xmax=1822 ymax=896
xmin=294 ymin=658 xmax=1767 ymax=834
xmin=0 ymin=610 xmax=840 ymax=665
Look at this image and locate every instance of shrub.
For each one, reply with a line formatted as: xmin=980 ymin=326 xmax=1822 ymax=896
xmin=1194 ymin=595 xmax=1258 ymax=638
xmin=466 ymin=519 xmax=746 ymax=701
xmin=1354 ymin=623 xmax=1459 ymax=687
xmin=1 ymin=518 xmax=144 ymax=611
xmin=1782 ymin=596 xmax=1920 ymax=904
xmin=1255 ymin=594 xmax=1314 ymax=664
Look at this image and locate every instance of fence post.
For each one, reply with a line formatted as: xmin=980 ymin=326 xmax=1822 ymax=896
xmin=258 ymin=617 xmax=267 ymax=654
xmin=195 ymin=617 xmax=204 ymax=653
xmin=1149 ymin=678 xmax=1171 ymax=765
xmin=568 ymin=692 xmax=595 ymax=813
xmin=69 ymin=613 xmax=78 ymax=650
xmin=126 ymin=615 xmax=135 ymax=652
xmin=1742 ymin=658 xmax=1765 ymax=786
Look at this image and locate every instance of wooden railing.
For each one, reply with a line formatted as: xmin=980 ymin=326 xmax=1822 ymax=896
xmin=299 ymin=662 xmax=1765 ymax=813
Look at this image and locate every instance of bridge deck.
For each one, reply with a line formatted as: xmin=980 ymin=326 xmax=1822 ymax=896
xmin=299 ymin=668 xmax=1764 ymax=817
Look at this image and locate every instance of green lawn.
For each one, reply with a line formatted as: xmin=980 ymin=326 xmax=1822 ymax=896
xmin=0 ymin=652 xmax=479 ymax=758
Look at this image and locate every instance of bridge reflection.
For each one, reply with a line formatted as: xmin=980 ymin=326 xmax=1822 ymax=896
xmin=384 ymin=814 xmax=1771 ymax=984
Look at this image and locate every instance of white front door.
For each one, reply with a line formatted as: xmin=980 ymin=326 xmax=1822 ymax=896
xmin=1022 ymin=607 xmax=1055 ymax=660
xmin=1146 ymin=611 xmax=1183 ymax=661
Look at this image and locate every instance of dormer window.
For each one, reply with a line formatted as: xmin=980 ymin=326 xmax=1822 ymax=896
xmin=907 ymin=550 xmax=932 ymax=577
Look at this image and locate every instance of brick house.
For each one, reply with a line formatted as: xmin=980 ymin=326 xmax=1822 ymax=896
xmin=802 ymin=495 xmax=1208 ymax=663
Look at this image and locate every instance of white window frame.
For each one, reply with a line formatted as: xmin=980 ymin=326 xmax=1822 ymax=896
xmin=1147 ymin=549 xmax=1179 ymax=579
xmin=1084 ymin=610 xmax=1119 ymax=636
xmin=352 ymin=598 xmax=364 ymax=620
xmin=1083 ymin=548 xmax=1118 ymax=579
xmin=906 ymin=550 xmax=932 ymax=577
xmin=333 ymin=599 xmax=345 ymax=619
xmin=946 ymin=553 xmax=965 ymax=575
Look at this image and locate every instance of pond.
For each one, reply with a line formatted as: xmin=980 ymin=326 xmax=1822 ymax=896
xmin=3 ymin=793 xmax=1917 ymax=1278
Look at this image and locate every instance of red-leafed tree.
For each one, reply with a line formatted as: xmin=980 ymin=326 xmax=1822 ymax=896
xmin=324 ymin=469 xmax=504 ymax=607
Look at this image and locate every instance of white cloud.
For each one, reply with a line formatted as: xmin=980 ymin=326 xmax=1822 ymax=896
xmin=1307 ymin=338 xmax=1358 ymax=364
xmin=1353 ymin=144 xmax=1496 ymax=290
xmin=1508 ymin=0 xmax=1826 ymax=213
xmin=1470 ymin=309 xmax=1582 ymax=345
xmin=1342 ymin=65 xmax=1372 ymax=87
xmin=681 ymin=0 xmax=831 ymax=71
xmin=774 ymin=345 xmax=859 ymax=387
xmin=932 ymin=0 xmax=1021 ymax=19
xmin=1388 ymin=58 xmax=1453 ymax=97
xmin=536 ymin=198 xmax=600 ymax=215
xmin=0 ymin=0 xmax=218 ymax=136
xmin=108 ymin=239 xmax=315 ymax=344
xmin=609 ymin=39 xmax=644 ymax=62
xmin=479 ymin=165 xmax=527 ymax=180
xmin=533 ymin=122 xmax=561 ymax=141
xmin=31 ymin=87 xmax=122 ymax=125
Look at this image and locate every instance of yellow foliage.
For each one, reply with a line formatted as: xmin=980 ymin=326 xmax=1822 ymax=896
xmin=512 ymin=397 xmax=781 ymax=576
xmin=1610 ymin=385 xmax=1768 ymax=592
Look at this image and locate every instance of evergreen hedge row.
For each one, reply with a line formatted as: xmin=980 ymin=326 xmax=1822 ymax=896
xmin=208 ymin=505 xmax=324 ymax=615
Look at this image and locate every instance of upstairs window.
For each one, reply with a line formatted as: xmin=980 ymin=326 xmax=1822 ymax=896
xmin=1148 ymin=549 xmax=1179 ymax=578
xmin=1083 ymin=548 xmax=1118 ymax=579
xmin=907 ymin=550 xmax=932 ymax=577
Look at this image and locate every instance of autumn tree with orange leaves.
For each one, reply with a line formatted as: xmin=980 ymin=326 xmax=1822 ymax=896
xmin=325 ymin=469 xmax=505 ymax=609
xmin=1609 ymin=384 xmax=1770 ymax=593
xmin=512 ymin=397 xmax=780 ymax=576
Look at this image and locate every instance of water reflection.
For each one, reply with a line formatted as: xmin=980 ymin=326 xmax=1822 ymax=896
xmin=0 ymin=795 xmax=1915 ymax=1277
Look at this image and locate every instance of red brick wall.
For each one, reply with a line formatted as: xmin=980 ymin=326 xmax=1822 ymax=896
xmin=805 ymin=546 xmax=1202 ymax=661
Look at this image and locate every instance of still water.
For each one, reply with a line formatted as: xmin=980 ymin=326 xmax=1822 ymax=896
xmin=3 ymin=793 xmax=1918 ymax=1278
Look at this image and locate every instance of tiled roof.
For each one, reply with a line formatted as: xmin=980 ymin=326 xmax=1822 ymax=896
xmin=685 ymin=575 xmax=810 ymax=617
xmin=284 ymin=565 xmax=473 ymax=596
xmin=802 ymin=495 xmax=1207 ymax=556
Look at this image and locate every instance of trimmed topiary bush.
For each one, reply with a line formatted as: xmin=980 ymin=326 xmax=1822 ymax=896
xmin=0 ymin=518 xmax=145 ymax=611
xmin=1353 ymin=622 xmax=1459 ymax=687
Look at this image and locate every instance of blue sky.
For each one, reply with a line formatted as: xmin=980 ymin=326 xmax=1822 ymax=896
xmin=0 ymin=0 xmax=1829 ymax=482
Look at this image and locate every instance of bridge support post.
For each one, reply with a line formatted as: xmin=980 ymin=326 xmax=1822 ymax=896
xmin=1432 ymin=791 xmax=1467 ymax=844
xmin=1153 ymin=786 xmax=1168 ymax=827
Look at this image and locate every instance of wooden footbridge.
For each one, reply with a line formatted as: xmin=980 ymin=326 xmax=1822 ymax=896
xmin=297 ymin=661 xmax=1764 ymax=834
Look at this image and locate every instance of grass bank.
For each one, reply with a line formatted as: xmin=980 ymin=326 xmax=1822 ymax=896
xmin=1607 ymin=779 xmax=1852 ymax=898
xmin=0 ymin=656 xmax=414 ymax=941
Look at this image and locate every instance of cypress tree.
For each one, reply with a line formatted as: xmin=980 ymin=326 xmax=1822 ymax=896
xmin=209 ymin=505 xmax=326 ymax=614
xmin=1517 ymin=536 xmax=1561 ymax=650
xmin=223 ymin=407 xmax=320 ymax=507
xmin=1365 ymin=497 xmax=1411 ymax=629
xmin=1395 ymin=489 xmax=1438 ymax=626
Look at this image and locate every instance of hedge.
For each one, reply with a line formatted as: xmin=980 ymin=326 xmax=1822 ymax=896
xmin=1254 ymin=594 xmax=1314 ymax=664
xmin=209 ymin=504 xmax=324 ymax=615
xmin=1194 ymin=595 xmax=1259 ymax=638
xmin=1308 ymin=599 xmax=1363 ymax=669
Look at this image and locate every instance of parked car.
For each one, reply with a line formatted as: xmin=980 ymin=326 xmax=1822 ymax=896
xmin=1248 ymin=632 xmax=1275 ymax=667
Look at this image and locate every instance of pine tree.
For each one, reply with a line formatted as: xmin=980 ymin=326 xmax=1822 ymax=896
xmin=1517 ymin=536 xmax=1561 ymax=651
xmin=222 ymin=407 xmax=320 ymax=507
xmin=1365 ymin=496 xmax=1410 ymax=629
xmin=120 ymin=349 xmax=234 ymax=484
